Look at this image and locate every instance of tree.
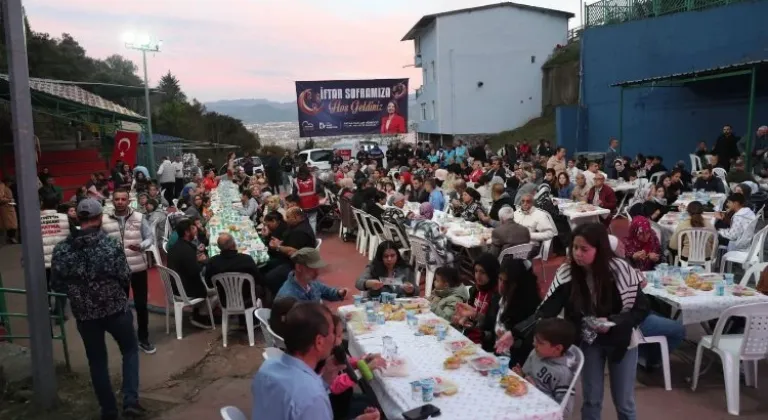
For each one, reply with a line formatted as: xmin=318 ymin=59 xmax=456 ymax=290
xmin=157 ymin=71 xmax=186 ymax=103
xmin=0 ymin=11 xmax=259 ymax=156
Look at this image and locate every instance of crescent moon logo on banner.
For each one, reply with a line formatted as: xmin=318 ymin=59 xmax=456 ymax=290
xmin=117 ymin=137 xmax=131 ymax=157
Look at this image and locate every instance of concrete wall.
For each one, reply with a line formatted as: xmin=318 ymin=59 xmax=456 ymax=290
xmin=581 ymin=1 xmax=768 ymax=163
xmin=414 ymin=6 xmax=570 ymax=135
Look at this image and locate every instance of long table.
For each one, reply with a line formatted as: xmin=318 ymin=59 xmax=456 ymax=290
xmin=207 ymin=181 xmax=269 ymax=265
xmin=339 ymin=305 xmax=562 ymax=420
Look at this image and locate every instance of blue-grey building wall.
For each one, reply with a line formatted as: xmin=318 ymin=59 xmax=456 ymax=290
xmin=581 ymin=1 xmax=768 ymax=165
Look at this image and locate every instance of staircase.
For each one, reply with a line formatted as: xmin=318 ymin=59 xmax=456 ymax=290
xmin=3 ymin=148 xmax=108 ymax=201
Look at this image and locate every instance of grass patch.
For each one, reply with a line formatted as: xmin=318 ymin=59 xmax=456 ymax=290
xmin=542 ymin=41 xmax=580 ymax=69
xmin=0 ymin=365 xmax=172 ymax=420
xmin=487 ymin=114 xmax=556 ymax=151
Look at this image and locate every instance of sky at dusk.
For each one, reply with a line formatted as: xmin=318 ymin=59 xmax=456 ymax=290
xmin=23 ymin=0 xmax=581 ymax=102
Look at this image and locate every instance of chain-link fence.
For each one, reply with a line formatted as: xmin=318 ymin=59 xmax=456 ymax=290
xmin=586 ymin=0 xmax=747 ymax=27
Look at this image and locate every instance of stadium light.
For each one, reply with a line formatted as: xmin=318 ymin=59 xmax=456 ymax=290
xmin=123 ymin=32 xmax=162 ymax=175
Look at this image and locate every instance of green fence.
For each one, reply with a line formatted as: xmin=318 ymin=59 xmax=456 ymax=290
xmin=586 ymin=0 xmax=750 ymax=27
xmin=0 ymin=274 xmax=71 ymax=371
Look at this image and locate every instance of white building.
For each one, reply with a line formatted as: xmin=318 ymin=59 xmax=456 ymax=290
xmin=402 ymin=2 xmax=573 ymax=142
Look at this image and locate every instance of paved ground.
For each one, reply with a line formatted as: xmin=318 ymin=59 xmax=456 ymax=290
xmin=1 ymin=219 xmax=768 ymax=419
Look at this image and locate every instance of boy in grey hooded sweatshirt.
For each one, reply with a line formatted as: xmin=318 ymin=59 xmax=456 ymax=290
xmin=516 ymin=318 xmax=577 ymax=417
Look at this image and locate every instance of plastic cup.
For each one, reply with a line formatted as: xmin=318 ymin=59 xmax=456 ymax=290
xmin=724 ymin=273 xmax=735 ymax=287
xmin=353 ymin=294 xmax=363 ymax=307
xmin=497 ymin=356 xmax=510 ymax=375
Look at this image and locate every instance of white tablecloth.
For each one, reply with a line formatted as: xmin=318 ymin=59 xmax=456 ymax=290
xmin=643 ymin=284 xmax=768 ymax=325
xmin=673 ymin=192 xmax=726 ymax=211
xmin=657 ymin=212 xmax=717 ymax=233
xmin=339 ymin=305 xmax=562 ymax=420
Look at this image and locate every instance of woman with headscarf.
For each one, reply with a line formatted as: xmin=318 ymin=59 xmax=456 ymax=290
xmin=456 ymin=253 xmax=501 ymax=351
xmin=455 ymin=187 xmax=486 ymax=222
xmin=622 ymin=216 xmax=662 ymax=270
xmin=410 ymin=202 xmax=434 ymax=223
xmin=411 ymin=218 xmax=454 ymax=266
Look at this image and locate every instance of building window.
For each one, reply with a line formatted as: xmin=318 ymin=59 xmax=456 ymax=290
xmin=421 ymin=103 xmax=427 ymax=121
xmin=431 ymin=100 xmax=436 ymax=120
xmin=423 ymin=68 xmax=428 ymax=84
xmin=531 ymin=55 xmax=536 ymax=63
xmin=431 ymin=61 xmax=436 ymax=83
xmin=415 ymin=37 xmax=421 ymax=54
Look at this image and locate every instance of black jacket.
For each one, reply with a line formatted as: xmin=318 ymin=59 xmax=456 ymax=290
xmin=693 ymin=176 xmax=725 ymax=193
xmin=205 ymin=249 xmax=267 ymax=307
xmin=532 ymin=261 xmax=649 ymax=361
xmin=167 ymin=239 xmax=206 ymax=299
xmin=489 ymin=194 xmax=515 ymax=221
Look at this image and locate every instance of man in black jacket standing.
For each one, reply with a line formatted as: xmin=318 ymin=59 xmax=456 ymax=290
xmin=51 ymin=199 xmax=145 ymax=419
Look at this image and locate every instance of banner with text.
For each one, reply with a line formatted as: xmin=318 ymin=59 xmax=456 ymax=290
xmin=295 ymin=78 xmax=409 ymax=137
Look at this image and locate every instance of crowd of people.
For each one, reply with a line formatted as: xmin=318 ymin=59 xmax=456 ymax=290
xmin=3 ymin=126 xmax=768 ymax=420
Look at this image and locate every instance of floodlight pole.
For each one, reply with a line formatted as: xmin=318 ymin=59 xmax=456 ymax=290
xmin=2 ymin=0 xmax=58 ymax=408
xmin=141 ymin=49 xmax=156 ymax=177
xmin=125 ymin=39 xmax=160 ymax=177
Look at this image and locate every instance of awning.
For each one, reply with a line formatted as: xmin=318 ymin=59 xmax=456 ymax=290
xmin=611 ymin=59 xmax=768 ymax=88
xmin=0 ymin=74 xmax=145 ymax=121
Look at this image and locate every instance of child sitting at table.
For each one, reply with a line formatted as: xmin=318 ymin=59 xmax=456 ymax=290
xmin=323 ymin=314 xmax=386 ymax=419
xmin=428 ymin=266 xmax=469 ymax=321
xmin=514 ymin=318 xmax=577 ymax=416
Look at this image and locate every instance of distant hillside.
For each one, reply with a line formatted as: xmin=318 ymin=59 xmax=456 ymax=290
xmin=207 ymin=94 xmax=419 ymax=124
xmin=204 ymin=99 xmax=297 ymax=123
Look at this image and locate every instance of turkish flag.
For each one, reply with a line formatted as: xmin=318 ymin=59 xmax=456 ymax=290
xmin=111 ymin=130 xmax=140 ymax=168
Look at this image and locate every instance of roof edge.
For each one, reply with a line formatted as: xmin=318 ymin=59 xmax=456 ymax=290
xmin=402 ymin=2 xmax=574 ymax=41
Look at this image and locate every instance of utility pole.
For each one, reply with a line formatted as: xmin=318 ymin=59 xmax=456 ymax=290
xmin=2 ymin=0 xmax=58 ymax=408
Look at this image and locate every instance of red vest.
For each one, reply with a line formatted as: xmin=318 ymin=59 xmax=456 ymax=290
xmin=296 ymin=176 xmax=319 ymax=209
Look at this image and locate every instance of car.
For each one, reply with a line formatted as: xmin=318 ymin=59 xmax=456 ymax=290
xmin=297 ymin=148 xmax=333 ymax=171
xmin=218 ymin=156 xmax=265 ymax=176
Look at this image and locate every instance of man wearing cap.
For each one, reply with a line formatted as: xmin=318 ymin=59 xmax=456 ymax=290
xmin=102 ymin=188 xmax=156 ymax=354
xmin=50 ymin=198 xmax=145 ymax=419
xmin=276 ymin=248 xmax=347 ymax=302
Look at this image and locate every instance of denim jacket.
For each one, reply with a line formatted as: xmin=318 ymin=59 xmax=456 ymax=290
xmin=276 ymin=271 xmax=343 ymax=302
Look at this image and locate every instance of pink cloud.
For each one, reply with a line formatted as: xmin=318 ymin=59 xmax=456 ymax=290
xmin=24 ymin=0 xmax=425 ymax=101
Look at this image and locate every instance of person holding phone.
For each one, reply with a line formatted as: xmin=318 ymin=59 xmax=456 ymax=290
xmin=355 ymin=241 xmax=417 ymax=298
xmin=529 ymin=223 xmax=649 ymax=420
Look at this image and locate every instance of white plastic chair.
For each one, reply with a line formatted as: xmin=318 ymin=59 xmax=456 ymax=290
xmin=351 ymin=209 xmax=369 ymax=256
xmin=720 ymin=222 xmax=767 ymax=273
xmin=755 ymin=204 xmax=765 ymax=221
xmin=649 ymin=171 xmax=666 ymax=185
xmin=156 ymin=264 xmax=216 ymax=340
xmin=740 ymin=262 xmax=768 ymax=288
xmin=263 ymin=347 xmax=283 ymax=360
xmin=383 ymin=221 xmax=411 ymax=260
xmin=689 ymin=154 xmax=703 ymax=173
xmin=533 ymin=239 xmax=553 ymax=280
xmin=497 ymin=243 xmax=534 ymax=263
xmin=254 ymin=308 xmax=274 ymax=347
xmin=211 ymin=272 xmax=261 ymax=347
xmin=559 ymin=345 xmax=585 ymax=415
xmin=409 ymin=235 xmax=440 ymax=297
xmin=672 ymin=228 xmax=718 ymax=272
xmin=364 ymin=213 xmax=388 ymax=261
xmin=219 ymin=406 xmax=247 ymax=420
xmin=316 ymin=238 xmax=323 ymax=250
xmin=266 ymin=324 xmax=285 ymax=348
xmin=691 ymin=302 xmax=768 ymax=415
xmin=713 ymin=167 xmax=728 ymax=180
xmin=638 ymin=333 xmax=672 ymax=391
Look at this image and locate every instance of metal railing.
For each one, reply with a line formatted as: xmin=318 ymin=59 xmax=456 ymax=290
xmin=585 ymin=0 xmax=748 ymax=28
xmin=0 ymin=274 xmax=71 ymax=371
